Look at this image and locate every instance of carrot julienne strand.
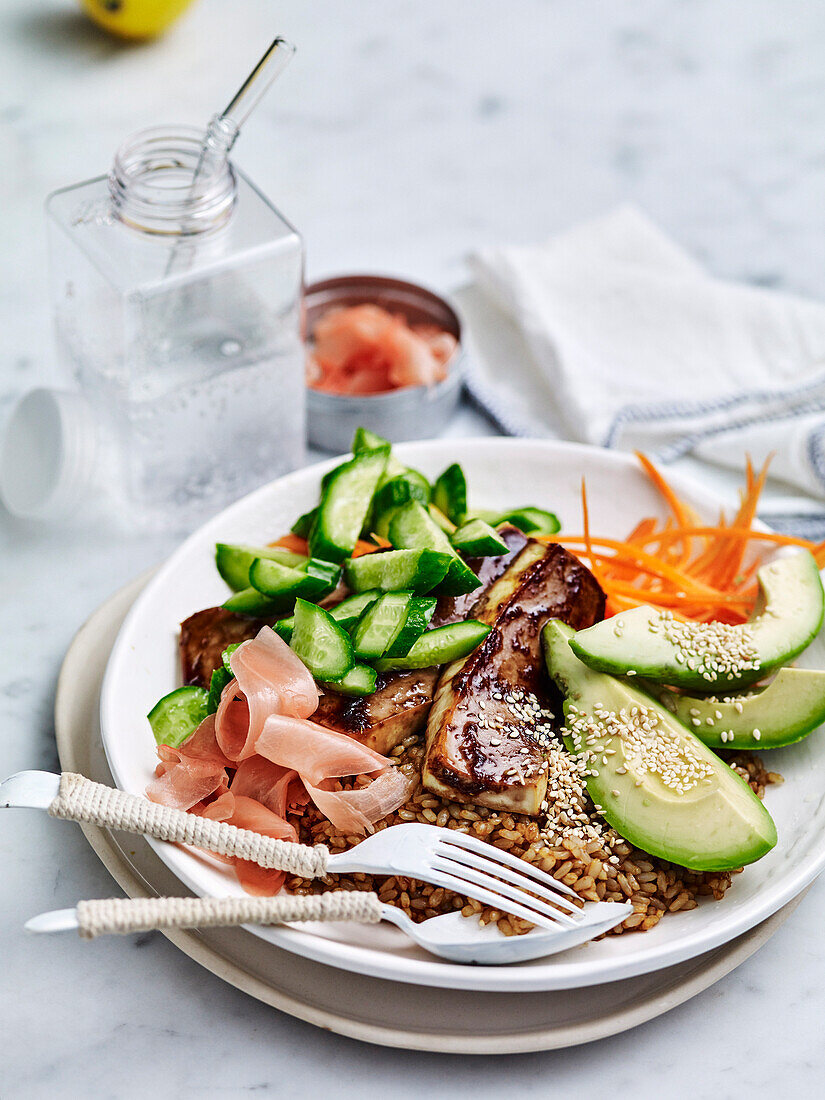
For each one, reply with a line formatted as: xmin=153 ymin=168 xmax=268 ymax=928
xmin=559 ymin=452 xmax=821 ymax=623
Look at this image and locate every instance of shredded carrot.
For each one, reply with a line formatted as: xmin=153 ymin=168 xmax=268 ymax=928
xmin=580 ymin=479 xmax=605 ymax=591
xmin=556 ymin=453 xmax=822 ymax=623
xmin=352 ymin=536 xmax=390 ymax=556
xmin=273 ymin=533 xmax=386 ymax=558
xmin=272 ymin=534 xmax=309 ymax=554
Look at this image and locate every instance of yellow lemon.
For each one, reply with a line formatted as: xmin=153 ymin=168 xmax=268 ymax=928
xmin=80 ymin=0 xmax=197 ymax=40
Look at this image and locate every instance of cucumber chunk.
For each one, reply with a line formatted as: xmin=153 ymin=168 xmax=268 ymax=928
xmin=351 ymin=593 xmax=412 ymax=659
xmin=216 ymin=543 xmax=307 ymax=592
xmin=305 ymin=557 xmax=344 ymax=590
xmin=274 ymin=590 xmax=380 ymax=644
xmin=388 ymin=501 xmax=480 ymax=596
xmin=352 ymin=426 xmax=392 ymax=453
xmin=291 ymin=507 xmax=318 ymax=539
xmin=320 ymin=663 xmax=378 ymax=697
xmin=465 ymin=509 xmax=503 ymax=526
xmin=498 ymin=507 xmax=560 ymax=535
xmin=344 ymin=548 xmax=452 ymax=594
xmin=432 ymin=463 xmax=467 ymax=525
xmin=310 ymin=447 xmax=389 ymax=562
xmin=249 ymin=557 xmax=340 ymax=602
xmin=327 ymin=589 xmax=381 ymax=628
xmin=385 ymin=596 xmax=437 ymax=658
xmin=207 ymin=666 xmax=233 ymax=713
xmin=222 ymin=643 xmax=241 ymax=670
xmin=375 ymin=620 xmax=491 ymax=671
xmin=451 ymin=518 xmax=509 ymax=557
xmin=372 ymin=474 xmax=431 ymax=538
xmin=223 ymin=587 xmax=286 ymax=617
xmin=289 ymin=599 xmax=354 ymax=682
xmin=352 ymin=426 xmax=407 ymax=478
xmin=147 ymin=686 xmax=209 ymax=748
xmin=427 ymin=503 xmax=457 ymax=535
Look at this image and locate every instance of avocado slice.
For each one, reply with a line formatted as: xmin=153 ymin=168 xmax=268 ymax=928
xmin=542 ymin=620 xmax=777 ymax=871
xmin=659 ymin=667 xmax=825 ymax=750
xmin=569 ymin=551 xmax=824 ymax=691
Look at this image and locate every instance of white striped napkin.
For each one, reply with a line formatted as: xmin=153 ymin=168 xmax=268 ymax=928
xmin=463 ymin=207 xmax=825 ymax=514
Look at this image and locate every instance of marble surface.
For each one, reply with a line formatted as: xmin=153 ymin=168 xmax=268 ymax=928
xmin=2 ymin=0 xmax=825 ymax=1094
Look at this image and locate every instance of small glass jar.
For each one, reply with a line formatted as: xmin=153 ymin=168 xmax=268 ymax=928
xmin=45 ymin=125 xmax=305 ymax=530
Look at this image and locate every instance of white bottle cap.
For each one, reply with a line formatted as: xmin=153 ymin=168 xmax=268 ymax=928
xmin=0 ymin=388 xmax=103 ymax=521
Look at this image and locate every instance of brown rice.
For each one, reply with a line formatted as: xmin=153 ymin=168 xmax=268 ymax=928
xmin=287 ymin=736 xmax=777 ymax=937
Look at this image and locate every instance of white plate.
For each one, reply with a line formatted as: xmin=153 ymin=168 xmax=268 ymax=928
xmin=57 ymin=569 xmax=809 ymax=1051
xmin=100 ymin=439 xmax=825 ymax=992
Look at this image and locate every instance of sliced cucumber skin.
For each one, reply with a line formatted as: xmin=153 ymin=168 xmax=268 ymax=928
xmin=451 ymin=519 xmax=509 ymax=557
xmin=389 ymin=501 xmax=480 ymax=596
xmin=373 ymin=474 xmax=429 ymax=514
xmin=216 ymin=543 xmax=307 ymax=592
xmin=309 ymin=447 xmax=389 ymax=562
xmin=352 ymin=426 xmax=392 ymax=453
xmin=329 ymin=590 xmax=381 ymax=620
xmin=147 ymin=686 xmax=209 ymax=748
xmin=372 ymin=475 xmax=431 ymax=538
xmin=433 ymin=463 xmax=467 ymax=525
xmin=249 ymin=558 xmax=336 ymax=602
xmin=207 ymin=666 xmax=233 ymax=712
xmin=499 ymin=507 xmax=561 ymax=535
xmin=351 ymin=593 xmax=412 ymax=659
xmin=291 ymin=507 xmax=318 ymax=539
xmin=305 ymin=558 xmax=344 ymax=588
xmin=320 ymin=664 xmax=378 ymax=697
xmin=344 ymin=548 xmax=452 ymax=595
xmin=427 ymin=503 xmax=457 ymax=535
xmin=385 ymin=596 xmax=437 ymax=658
xmin=289 ymin=599 xmax=354 ymax=682
xmin=375 ymin=621 xmax=491 ymax=671
xmin=223 ymin=587 xmax=286 ymax=617
xmin=221 ymin=644 xmax=241 ymax=670
xmin=275 ymin=592 xmax=380 ymax=643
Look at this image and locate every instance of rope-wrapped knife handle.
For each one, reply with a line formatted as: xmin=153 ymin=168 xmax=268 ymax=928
xmin=75 ymin=892 xmax=383 ymax=939
xmin=49 ymin=772 xmax=328 ymax=878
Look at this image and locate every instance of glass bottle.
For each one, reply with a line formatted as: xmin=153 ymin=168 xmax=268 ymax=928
xmin=45 ymin=124 xmax=305 ymax=530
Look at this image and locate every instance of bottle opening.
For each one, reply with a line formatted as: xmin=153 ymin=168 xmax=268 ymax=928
xmin=109 ymin=125 xmax=237 ymax=236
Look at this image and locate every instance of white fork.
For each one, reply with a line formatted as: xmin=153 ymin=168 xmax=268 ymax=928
xmin=24 ymin=892 xmax=633 ymax=965
xmin=2 ymin=770 xmax=630 ymax=934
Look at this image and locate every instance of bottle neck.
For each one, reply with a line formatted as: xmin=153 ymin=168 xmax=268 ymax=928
xmin=109 ymin=125 xmax=237 ymax=237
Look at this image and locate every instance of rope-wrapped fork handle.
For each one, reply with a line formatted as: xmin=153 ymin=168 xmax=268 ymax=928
xmin=72 ymin=893 xmax=383 ymax=939
xmin=49 ymin=772 xmax=329 ymax=879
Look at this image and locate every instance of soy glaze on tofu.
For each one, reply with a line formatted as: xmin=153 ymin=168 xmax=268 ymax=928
xmin=423 ymin=541 xmax=606 ymax=814
xmin=314 ymin=526 xmax=529 ymax=755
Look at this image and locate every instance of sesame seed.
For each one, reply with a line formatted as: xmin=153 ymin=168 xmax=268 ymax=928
xmin=652 ymin=612 xmax=759 ymax=680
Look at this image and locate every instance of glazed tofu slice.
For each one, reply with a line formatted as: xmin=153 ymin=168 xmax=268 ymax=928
xmin=313 ymin=669 xmax=439 ymax=754
xmin=423 ymin=542 xmax=605 ymax=814
xmin=180 ymin=607 xmax=270 ymax=687
xmin=313 ymin=526 xmax=530 ymax=756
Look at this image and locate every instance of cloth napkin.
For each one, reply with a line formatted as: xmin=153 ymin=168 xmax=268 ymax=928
xmin=464 ymin=207 xmax=825 ymax=508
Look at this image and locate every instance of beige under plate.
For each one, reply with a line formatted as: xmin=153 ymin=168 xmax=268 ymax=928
xmin=54 ymin=571 xmax=806 ymax=1054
